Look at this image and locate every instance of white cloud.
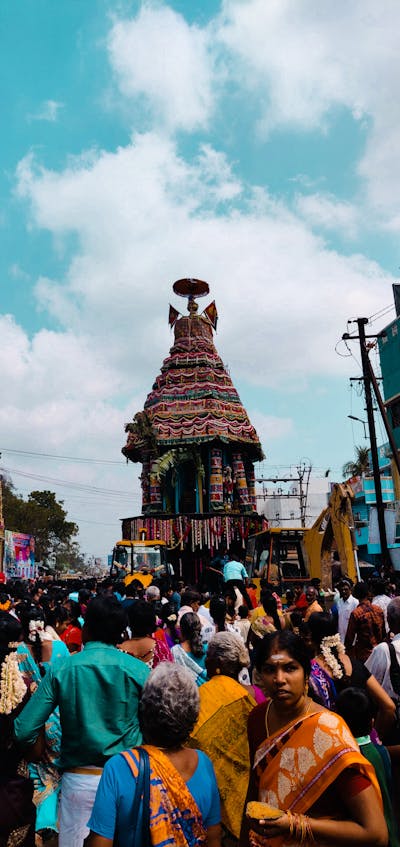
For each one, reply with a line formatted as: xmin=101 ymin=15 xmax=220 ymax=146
xmin=14 ymin=132 xmax=394 ymax=398
xmin=0 ymin=313 xmax=143 ymax=556
xmin=216 ymin=1 xmax=392 ymax=131
xmin=218 ymin=0 xmax=348 ymax=131
xmin=27 ymin=100 xmax=64 ymax=122
xmin=294 ymin=193 xmax=359 ymax=238
xmin=0 ymin=315 xmax=121 ymax=412
xmin=288 ymin=174 xmax=325 ymax=190
xmin=100 ymin=2 xmax=400 ymax=228
xmin=250 ymin=412 xmax=294 ymax=452
xmin=196 ymin=145 xmax=242 ymax=201
xmin=107 ymin=4 xmax=215 ymax=132
xmin=216 ymin=0 xmax=400 ymax=227
xmin=9 ymin=263 xmax=31 ymax=281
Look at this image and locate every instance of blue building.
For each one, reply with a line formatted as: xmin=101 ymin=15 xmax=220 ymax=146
xmin=351 ymin=443 xmax=400 ymax=569
xmin=356 ymin=285 xmax=400 ymax=569
xmin=378 ymin=287 xmax=400 ymax=453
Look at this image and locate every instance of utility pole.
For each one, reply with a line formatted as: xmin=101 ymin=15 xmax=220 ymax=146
xmin=256 ymin=462 xmax=312 ymax=527
xmin=344 ymin=319 xmax=391 ymax=573
xmin=298 ymin=460 xmax=312 ymax=527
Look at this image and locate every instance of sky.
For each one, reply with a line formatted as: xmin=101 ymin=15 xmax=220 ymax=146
xmin=1 ymin=0 xmax=400 ymax=562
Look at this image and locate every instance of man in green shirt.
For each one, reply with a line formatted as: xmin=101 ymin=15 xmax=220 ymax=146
xmin=15 ymin=594 xmax=149 ymax=847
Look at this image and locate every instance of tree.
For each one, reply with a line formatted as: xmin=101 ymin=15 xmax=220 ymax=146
xmin=52 ymin=541 xmax=86 ymax=573
xmin=342 ymin=445 xmax=370 ymax=479
xmin=1 ymin=474 xmax=79 ymax=563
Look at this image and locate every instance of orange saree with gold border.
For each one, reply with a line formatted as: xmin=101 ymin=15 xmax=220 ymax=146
xmin=251 ymin=710 xmax=381 ymax=846
xmin=121 ymin=745 xmax=207 ymax=846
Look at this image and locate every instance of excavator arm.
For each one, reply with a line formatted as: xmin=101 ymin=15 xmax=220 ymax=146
xmin=304 ymin=482 xmax=359 ymax=586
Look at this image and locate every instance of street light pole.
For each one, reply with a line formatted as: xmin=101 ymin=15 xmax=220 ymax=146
xmin=356 ymin=318 xmax=391 ymax=573
xmin=348 ymin=415 xmax=368 ymax=439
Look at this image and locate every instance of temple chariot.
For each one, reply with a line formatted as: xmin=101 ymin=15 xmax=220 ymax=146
xmin=121 ymin=278 xmax=267 ymax=582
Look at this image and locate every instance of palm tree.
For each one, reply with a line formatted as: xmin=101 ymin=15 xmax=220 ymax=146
xmin=342 ymin=445 xmax=371 ymax=479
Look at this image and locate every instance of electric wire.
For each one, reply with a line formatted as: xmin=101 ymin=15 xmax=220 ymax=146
xmin=368 ymin=303 xmax=395 ymax=324
xmin=0 ymin=447 xmax=124 ymax=465
xmin=343 ymin=336 xmax=362 ymax=371
xmin=72 ymin=518 xmax=117 ymax=527
xmin=3 ymin=476 xmax=140 ymax=501
xmin=3 ymin=465 xmax=138 ymax=499
xmin=335 ymin=338 xmax=353 ymax=358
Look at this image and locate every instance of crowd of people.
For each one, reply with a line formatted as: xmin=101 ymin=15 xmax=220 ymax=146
xmin=1 ymin=559 xmax=400 ymax=847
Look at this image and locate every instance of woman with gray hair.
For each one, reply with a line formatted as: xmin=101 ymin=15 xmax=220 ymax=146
xmin=190 ymin=632 xmax=257 ymax=845
xmin=86 ymin=664 xmax=221 ymax=847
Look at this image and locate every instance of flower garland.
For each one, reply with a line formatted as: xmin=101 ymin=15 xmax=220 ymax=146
xmin=28 ymin=620 xmax=45 ymax=642
xmin=0 ymin=647 xmax=26 ymax=715
xmin=320 ymin=634 xmax=345 ymax=679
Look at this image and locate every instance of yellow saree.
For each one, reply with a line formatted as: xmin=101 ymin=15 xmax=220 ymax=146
xmin=190 ymin=674 xmax=256 ymax=838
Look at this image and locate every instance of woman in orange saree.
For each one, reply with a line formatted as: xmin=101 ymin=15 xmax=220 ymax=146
xmin=241 ymin=631 xmax=388 ymax=847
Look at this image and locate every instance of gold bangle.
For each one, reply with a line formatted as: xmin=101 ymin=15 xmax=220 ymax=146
xmin=293 ymin=813 xmax=306 ymax=845
xmin=287 ymin=809 xmax=295 ymax=839
xmin=293 ymin=813 xmax=314 ymax=845
xmin=304 ymin=815 xmax=315 ymax=844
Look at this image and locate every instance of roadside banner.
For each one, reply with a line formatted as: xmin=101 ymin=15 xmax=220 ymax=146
xmin=3 ymin=530 xmax=38 ymax=579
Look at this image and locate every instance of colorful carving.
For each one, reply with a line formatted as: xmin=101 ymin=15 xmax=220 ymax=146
xmin=232 ymin=452 xmax=250 ymax=508
xmin=247 ymin=464 xmax=257 ymax=510
xmin=210 ymin=448 xmax=223 ymax=509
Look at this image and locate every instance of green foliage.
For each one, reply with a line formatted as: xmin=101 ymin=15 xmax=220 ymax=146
xmin=2 ymin=474 xmax=79 ymax=563
xmin=151 ymin=447 xmax=205 ymax=484
xmin=342 ymin=445 xmax=371 ymax=479
xmin=53 ymin=541 xmax=86 ymax=573
xmin=125 ymin=411 xmax=158 ymax=454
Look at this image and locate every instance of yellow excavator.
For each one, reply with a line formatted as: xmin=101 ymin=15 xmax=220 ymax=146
xmin=304 ymin=481 xmax=360 ymax=585
xmin=246 ymin=482 xmax=360 ymax=588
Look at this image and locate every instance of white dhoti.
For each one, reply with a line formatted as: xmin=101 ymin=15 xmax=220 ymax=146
xmin=59 ymin=769 xmax=102 ymax=847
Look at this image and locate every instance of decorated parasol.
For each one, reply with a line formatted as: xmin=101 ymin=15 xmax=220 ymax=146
xmin=173 ymin=278 xmax=210 ymax=298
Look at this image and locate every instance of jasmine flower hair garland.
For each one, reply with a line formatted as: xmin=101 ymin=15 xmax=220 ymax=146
xmin=0 ymin=645 xmax=26 ymax=715
xmin=320 ymin=634 xmax=345 ymax=679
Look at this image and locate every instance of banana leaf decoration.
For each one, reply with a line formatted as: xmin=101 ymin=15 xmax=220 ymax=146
xmin=151 ymin=447 xmax=205 ymax=486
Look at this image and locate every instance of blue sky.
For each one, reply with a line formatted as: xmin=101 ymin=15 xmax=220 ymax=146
xmin=1 ymin=0 xmax=400 ymax=559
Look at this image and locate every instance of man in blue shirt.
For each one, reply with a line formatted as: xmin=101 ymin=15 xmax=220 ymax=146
xmin=223 ymin=554 xmax=248 ymax=583
xmin=223 ymin=551 xmax=252 ymax=609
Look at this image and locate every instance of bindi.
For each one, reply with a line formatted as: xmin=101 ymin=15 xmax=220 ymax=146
xmin=270 ymin=654 xmax=285 ymax=661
